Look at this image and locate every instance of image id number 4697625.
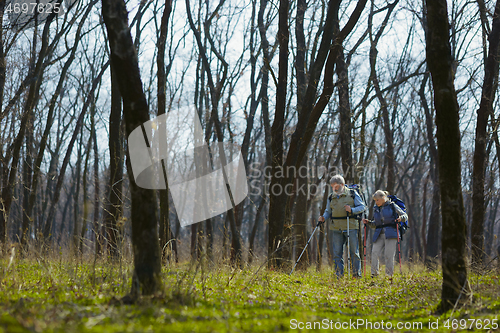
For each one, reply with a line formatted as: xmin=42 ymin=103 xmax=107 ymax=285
xmin=5 ymin=1 xmax=62 ymax=15
xmin=444 ymin=318 xmax=498 ymax=330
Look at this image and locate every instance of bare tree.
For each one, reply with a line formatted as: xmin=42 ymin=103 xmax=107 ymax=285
xmin=157 ymin=0 xmax=173 ymax=264
xmin=268 ymin=0 xmax=367 ymax=269
xmin=102 ymin=0 xmax=162 ymax=296
xmin=185 ymin=0 xmax=244 ymax=266
xmin=471 ymin=0 xmax=500 ymax=268
xmin=0 ymin=4 xmax=63 ymax=245
xmin=425 ymin=0 xmax=470 ymax=313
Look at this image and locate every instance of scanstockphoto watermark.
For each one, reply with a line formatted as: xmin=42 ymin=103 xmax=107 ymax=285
xmin=127 ymin=106 xmax=248 ymax=227
xmin=247 ymin=162 xmax=379 ymax=198
xmin=289 ymin=318 xmax=424 ymax=330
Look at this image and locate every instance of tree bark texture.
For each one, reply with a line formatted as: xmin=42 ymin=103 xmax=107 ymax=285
xmin=103 ymin=65 xmax=124 ymax=259
xmin=471 ymin=0 xmax=500 ymax=267
xmin=157 ymin=0 xmax=173 ymax=264
xmin=425 ymin=0 xmax=469 ymax=313
xmin=419 ymin=72 xmax=441 ymax=267
xmin=102 ymin=0 xmax=162 ymax=295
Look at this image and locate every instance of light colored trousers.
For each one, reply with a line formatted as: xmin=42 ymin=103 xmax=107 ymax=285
xmin=371 ymin=234 xmax=398 ymax=277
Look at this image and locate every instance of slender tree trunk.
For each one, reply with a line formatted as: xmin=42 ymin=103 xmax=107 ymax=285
xmin=57 ymin=181 xmax=75 ymax=246
xmin=156 ymin=0 xmax=173 ymax=265
xmin=22 ymin=0 xmax=96 ymax=249
xmin=421 ymin=173 xmax=429 ymax=261
xmin=249 ymin=196 xmax=266 ymax=264
xmin=268 ymin=0 xmax=367 ymax=269
xmin=43 ymin=62 xmax=110 ymax=242
xmin=102 ymin=0 xmax=162 ymax=296
xmin=191 ymin=224 xmax=197 ymax=261
xmin=72 ymin=128 xmax=83 ymax=255
xmin=0 ymin=11 xmax=57 ymax=244
xmin=257 ymin=0 xmax=272 ymax=262
xmin=91 ymin=105 xmax=102 ymax=256
xmin=80 ymin=136 xmax=93 ymax=256
xmin=485 ymin=196 xmax=500 ymax=258
xmin=103 ymin=65 xmax=124 ymax=259
xmin=267 ymin=0 xmax=289 ymax=268
xmin=236 ymin=0 xmax=260 ymax=261
xmin=471 ymin=0 xmax=500 ymax=267
xmin=22 ymin=128 xmax=34 ymax=249
xmin=420 ymin=72 xmax=441 ymax=268
xmin=425 ymin=0 xmax=470 ymax=312
xmin=290 ymin=0 xmax=308 ymax=269
xmin=368 ymin=0 xmax=399 ymax=193
xmin=336 ymin=28 xmax=353 ymax=183
xmin=185 ymin=0 xmax=243 ymax=267
xmin=0 ymin=0 xmax=5 ymax=119
xmin=293 ymin=158 xmax=309 ymax=270
xmin=258 ymin=0 xmax=272 ymax=176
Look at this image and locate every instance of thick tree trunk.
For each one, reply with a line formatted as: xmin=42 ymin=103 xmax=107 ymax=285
xmin=425 ymin=0 xmax=470 ymax=313
xmin=102 ymin=0 xmax=162 ymax=295
xmin=471 ymin=0 xmax=500 ymax=267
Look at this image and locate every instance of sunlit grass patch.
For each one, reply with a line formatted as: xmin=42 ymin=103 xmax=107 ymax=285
xmin=0 ymin=253 xmax=499 ymax=332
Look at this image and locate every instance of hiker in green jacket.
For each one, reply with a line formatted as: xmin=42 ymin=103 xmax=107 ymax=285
xmin=318 ymin=175 xmax=366 ymax=278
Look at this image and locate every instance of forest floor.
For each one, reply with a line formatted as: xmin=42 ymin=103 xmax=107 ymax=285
xmin=0 ymin=251 xmax=499 ymax=332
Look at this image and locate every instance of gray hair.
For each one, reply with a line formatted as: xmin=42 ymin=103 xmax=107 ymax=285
xmin=329 ymin=175 xmax=345 ymax=185
xmin=372 ymin=190 xmax=389 ymax=200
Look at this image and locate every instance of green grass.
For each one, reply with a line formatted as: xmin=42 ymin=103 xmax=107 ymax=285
xmin=0 ymin=252 xmax=499 ymax=332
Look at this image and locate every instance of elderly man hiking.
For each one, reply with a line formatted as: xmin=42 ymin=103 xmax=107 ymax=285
xmin=319 ymin=175 xmax=366 ymax=278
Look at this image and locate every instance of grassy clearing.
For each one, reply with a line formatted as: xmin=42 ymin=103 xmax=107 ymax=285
xmin=0 ymin=251 xmax=499 ymax=332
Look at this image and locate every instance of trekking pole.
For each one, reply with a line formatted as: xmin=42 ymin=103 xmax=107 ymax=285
xmin=363 ymin=223 xmax=367 ymax=277
xmin=396 ymin=223 xmax=403 ymax=274
xmin=289 ymin=220 xmax=323 ymax=275
xmin=346 ymin=213 xmax=350 ymax=278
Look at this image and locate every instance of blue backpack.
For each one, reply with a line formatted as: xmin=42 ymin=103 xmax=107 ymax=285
xmin=347 ymin=184 xmax=367 ymax=221
xmin=388 ymin=194 xmax=409 ymax=241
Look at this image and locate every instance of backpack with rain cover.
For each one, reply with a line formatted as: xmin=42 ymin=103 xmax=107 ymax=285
xmin=387 ymin=194 xmax=409 ymax=241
